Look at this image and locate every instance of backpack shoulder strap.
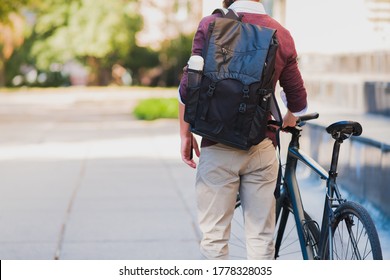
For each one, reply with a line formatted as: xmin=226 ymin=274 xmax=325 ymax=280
xmin=212 ymin=8 xmax=243 ymax=21
xmin=212 ymin=8 xmax=228 ymax=15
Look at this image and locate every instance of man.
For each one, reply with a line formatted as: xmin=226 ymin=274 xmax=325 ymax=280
xmin=178 ymin=0 xmax=307 ymax=259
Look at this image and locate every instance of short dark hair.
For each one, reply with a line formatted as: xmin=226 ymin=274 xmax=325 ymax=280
xmin=223 ymin=0 xmax=235 ymax=8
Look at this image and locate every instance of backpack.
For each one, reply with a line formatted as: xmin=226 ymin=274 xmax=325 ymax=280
xmin=184 ymin=8 xmax=281 ymax=150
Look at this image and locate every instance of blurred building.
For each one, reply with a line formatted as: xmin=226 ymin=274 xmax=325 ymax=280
xmin=271 ymin=0 xmax=390 ymax=115
xmin=200 ymin=0 xmax=390 ymax=54
xmin=137 ymin=0 xmax=202 ymax=49
xmin=137 ymin=0 xmax=274 ymax=48
xmin=273 ymin=0 xmax=390 ymax=54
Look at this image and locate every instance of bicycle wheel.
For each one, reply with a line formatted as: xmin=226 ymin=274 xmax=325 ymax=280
xmin=274 ymin=204 xmax=320 ymax=259
xmin=231 ymin=198 xmax=320 ymax=259
xmin=321 ymin=201 xmax=382 ymax=260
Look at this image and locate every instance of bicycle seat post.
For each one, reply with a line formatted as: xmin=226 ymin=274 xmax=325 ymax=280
xmin=329 ymin=139 xmax=342 ymax=180
xmin=326 ymin=120 xmax=362 ymax=181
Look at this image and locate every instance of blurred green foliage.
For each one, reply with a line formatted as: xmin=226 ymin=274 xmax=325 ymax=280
xmin=0 ymin=0 xmax=30 ymax=22
xmin=161 ymin=34 xmax=194 ymax=87
xmin=1 ymin=0 xmax=194 ymax=88
xmin=29 ymin=0 xmax=142 ymax=85
xmin=133 ymin=98 xmax=179 ymax=121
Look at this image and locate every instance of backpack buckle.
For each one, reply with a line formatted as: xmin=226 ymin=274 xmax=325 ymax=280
xmin=258 ymin=89 xmax=272 ymax=100
xmin=258 ymin=89 xmax=267 ymax=95
xmin=243 ymin=85 xmax=250 ymax=98
xmin=239 ymin=103 xmax=247 ymax=113
xmin=207 ymin=83 xmax=216 ymax=97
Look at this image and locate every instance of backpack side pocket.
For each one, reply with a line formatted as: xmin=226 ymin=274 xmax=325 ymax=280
xmin=184 ymin=86 xmax=200 ymax=124
xmin=248 ymin=91 xmax=271 ymax=145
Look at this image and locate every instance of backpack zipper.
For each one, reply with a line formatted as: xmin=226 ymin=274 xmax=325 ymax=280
xmin=221 ymin=47 xmax=228 ymax=63
xmin=202 ymin=22 xmax=215 ymax=60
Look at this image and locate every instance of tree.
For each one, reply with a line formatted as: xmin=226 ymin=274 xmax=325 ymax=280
xmin=0 ymin=13 xmax=26 ymax=86
xmin=0 ymin=0 xmax=30 ymax=22
xmin=30 ymin=0 xmax=142 ymax=85
xmin=159 ymin=33 xmax=193 ymax=87
xmin=123 ymin=45 xmax=160 ymax=86
xmin=0 ymin=0 xmax=40 ymax=86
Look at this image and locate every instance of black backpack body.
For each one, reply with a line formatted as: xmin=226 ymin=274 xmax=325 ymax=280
xmin=184 ymin=9 xmax=280 ymax=150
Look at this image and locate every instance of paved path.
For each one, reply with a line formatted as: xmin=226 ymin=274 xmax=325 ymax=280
xmin=0 ymin=88 xmax=389 ymax=260
xmin=0 ymin=88 xmax=200 ymax=260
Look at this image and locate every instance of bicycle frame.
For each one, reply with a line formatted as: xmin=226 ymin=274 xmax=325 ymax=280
xmin=278 ymin=124 xmax=349 ymax=260
xmin=317 ymin=139 xmax=346 ymax=259
xmin=278 ymin=127 xmax=321 ymax=259
xmin=271 ymin=115 xmax=383 ymax=260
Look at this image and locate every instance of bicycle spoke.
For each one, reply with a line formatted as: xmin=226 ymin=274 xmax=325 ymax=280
xmin=327 ymin=202 xmax=382 ymax=260
xmin=355 ymin=220 xmax=373 ymax=259
xmin=229 ymin=236 xmax=246 ymax=248
xmin=273 ymin=207 xmax=319 ymax=259
xmin=230 ymin=205 xmax=247 ymax=258
xmin=347 ymin=216 xmax=363 ymax=259
xmin=279 ymin=228 xmax=300 ymax=252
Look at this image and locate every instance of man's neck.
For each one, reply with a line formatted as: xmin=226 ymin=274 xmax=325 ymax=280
xmin=229 ymin=0 xmax=266 ymax=14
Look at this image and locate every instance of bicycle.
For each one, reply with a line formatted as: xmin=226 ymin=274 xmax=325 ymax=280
xmin=233 ymin=112 xmax=383 ymax=260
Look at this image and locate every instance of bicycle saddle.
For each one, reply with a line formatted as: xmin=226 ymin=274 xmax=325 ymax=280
xmin=326 ymin=121 xmax=362 ymax=141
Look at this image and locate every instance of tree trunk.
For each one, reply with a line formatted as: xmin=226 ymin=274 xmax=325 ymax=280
xmin=86 ymin=56 xmax=99 ymax=85
xmin=0 ymin=57 xmax=5 ymax=87
xmin=86 ymin=56 xmax=111 ymax=86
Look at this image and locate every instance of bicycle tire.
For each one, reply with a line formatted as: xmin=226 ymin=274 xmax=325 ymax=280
xmin=321 ymin=201 xmax=383 ymax=260
xmin=274 ymin=204 xmax=320 ymax=259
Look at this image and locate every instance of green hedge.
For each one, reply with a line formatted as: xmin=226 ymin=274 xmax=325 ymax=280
xmin=133 ymin=97 xmax=178 ymax=120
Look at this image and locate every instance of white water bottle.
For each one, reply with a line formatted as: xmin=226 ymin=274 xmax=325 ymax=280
xmin=187 ymin=55 xmax=204 ymax=87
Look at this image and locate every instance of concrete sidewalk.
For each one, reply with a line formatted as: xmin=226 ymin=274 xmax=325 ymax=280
xmin=0 ymin=88 xmax=389 ymax=260
xmin=0 ymin=88 xmax=200 ymax=260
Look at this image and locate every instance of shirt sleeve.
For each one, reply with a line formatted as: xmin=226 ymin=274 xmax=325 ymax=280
xmin=280 ymin=90 xmax=307 ymax=116
xmin=277 ymin=34 xmax=308 ymax=114
xmin=177 ymin=86 xmax=184 ymax=105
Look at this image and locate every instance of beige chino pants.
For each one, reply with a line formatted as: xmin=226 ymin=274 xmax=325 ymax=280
xmin=196 ymin=138 xmax=278 ymax=260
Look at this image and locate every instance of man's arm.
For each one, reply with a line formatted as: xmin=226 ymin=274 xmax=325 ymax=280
xmin=179 ymin=103 xmax=200 ymax=169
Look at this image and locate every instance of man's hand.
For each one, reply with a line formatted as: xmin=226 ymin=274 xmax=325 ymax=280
xmin=282 ymin=110 xmax=298 ymax=128
xmin=180 ymin=133 xmax=200 ymax=169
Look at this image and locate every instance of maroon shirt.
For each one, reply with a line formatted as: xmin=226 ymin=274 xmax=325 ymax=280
xmin=179 ymin=12 xmax=307 ymax=147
